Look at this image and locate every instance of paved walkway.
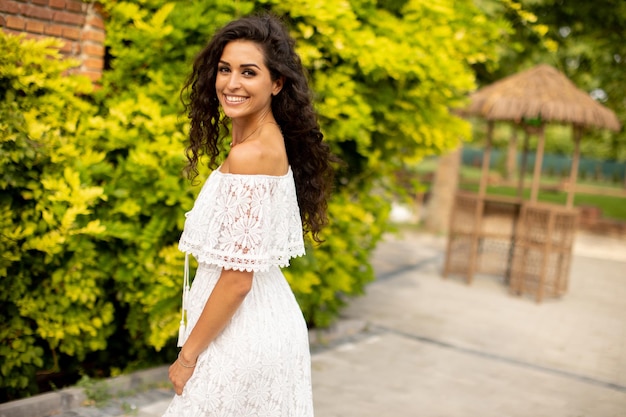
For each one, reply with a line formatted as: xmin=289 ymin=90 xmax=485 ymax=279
xmin=7 ymin=230 xmax=626 ymax=417
xmin=313 ymin=230 xmax=626 ymax=417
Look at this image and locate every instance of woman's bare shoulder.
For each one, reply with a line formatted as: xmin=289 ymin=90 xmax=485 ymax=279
xmin=227 ymin=137 xmax=287 ymax=176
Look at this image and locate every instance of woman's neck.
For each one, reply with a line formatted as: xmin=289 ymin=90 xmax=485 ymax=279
xmin=230 ymin=109 xmax=276 ymax=146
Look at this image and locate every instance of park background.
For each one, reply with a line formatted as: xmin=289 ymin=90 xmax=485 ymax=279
xmin=1 ymin=0 xmax=624 ymax=402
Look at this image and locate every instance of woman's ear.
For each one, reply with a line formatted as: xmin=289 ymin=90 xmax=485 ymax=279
xmin=272 ymin=76 xmax=285 ymax=96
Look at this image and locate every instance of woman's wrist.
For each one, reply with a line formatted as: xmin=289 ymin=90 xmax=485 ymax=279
xmin=178 ymin=350 xmax=197 ymax=368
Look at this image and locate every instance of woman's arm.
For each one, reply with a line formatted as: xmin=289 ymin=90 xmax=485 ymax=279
xmin=169 ymin=268 xmax=253 ymax=395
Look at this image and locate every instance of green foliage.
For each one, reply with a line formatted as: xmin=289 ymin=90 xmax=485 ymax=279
xmin=533 ymin=0 xmax=626 ymax=162
xmin=0 ymin=33 xmax=113 ymax=399
xmin=76 ymin=375 xmax=111 ymax=406
xmin=84 ymin=93 xmax=191 ymax=355
xmin=1 ymin=0 xmax=510 ymax=399
xmin=285 ymin=188 xmax=391 ymax=327
xmin=474 ymin=0 xmax=625 ymax=162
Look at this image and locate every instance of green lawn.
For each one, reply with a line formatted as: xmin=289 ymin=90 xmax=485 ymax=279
xmin=459 ymin=183 xmax=626 ymax=222
xmin=410 ymin=161 xmax=626 ymax=222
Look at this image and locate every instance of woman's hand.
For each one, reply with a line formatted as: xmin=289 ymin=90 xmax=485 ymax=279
xmin=168 ymin=358 xmax=196 ymax=395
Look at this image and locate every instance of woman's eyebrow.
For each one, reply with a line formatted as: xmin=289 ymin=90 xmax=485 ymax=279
xmin=219 ymin=60 xmax=261 ymax=70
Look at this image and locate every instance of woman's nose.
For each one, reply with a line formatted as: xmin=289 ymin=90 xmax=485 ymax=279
xmin=226 ymin=73 xmax=241 ymax=90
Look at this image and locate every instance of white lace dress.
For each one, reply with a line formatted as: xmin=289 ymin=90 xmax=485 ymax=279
xmin=162 ymin=167 xmax=314 ymax=417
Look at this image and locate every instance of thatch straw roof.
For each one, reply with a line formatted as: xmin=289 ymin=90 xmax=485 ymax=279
xmin=465 ymin=64 xmax=621 ymax=132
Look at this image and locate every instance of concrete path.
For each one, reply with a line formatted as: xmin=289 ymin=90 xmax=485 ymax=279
xmin=5 ymin=230 xmax=625 ymax=417
xmin=312 ymin=230 xmax=626 ymax=417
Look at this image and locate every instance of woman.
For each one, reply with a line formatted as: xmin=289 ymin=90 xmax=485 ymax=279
xmin=163 ymin=14 xmax=335 ymax=417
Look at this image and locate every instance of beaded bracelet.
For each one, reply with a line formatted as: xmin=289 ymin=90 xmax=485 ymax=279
xmin=177 ymin=351 xmax=197 ymax=368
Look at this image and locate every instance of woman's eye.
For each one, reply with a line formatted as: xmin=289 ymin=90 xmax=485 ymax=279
xmin=218 ymin=66 xmax=230 ymax=73
xmin=242 ymin=69 xmax=256 ymax=76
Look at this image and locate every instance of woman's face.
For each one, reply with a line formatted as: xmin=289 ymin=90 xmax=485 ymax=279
xmin=215 ymin=40 xmax=283 ymax=122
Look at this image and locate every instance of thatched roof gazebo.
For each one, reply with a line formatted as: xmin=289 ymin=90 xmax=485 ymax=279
xmin=465 ymin=64 xmax=621 ymax=206
xmin=443 ymin=64 xmax=622 ymax=302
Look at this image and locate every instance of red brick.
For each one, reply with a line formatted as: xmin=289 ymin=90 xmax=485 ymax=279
xmin=22 ymin=32 xmax=46 ymax=41
xmin=86 ymin=15 xmax=104 ymax=29
xmin=84 ymin=57 xmax=103 ymax=70
xmin=92 ymin=2 xmax=105 ymax=17
xmin=44 ymin=24 xmax=64 ymax=36
xmin=82 ymin=43 xmax=104 ymax=56
xmin=1 ymin=28 xmax=23 ymax=36
xmin=32 ymin=0 xmax=48 ymax=5
xmin=6 ymin=16 xmax=26 ymax=30
xmin=81 ymin=28 xmax=104 ymax=42
xmin=53 ymin=10 xmax=84 ymax=25
xmin=49 ymin=0 xmax=65 ymax=10
xmin=0 ymin=0 xmax=22 ymax=14
xmin=58 ymin=39 xmax=71 ymax=52
xmin=62 ymin=26 xmax=80 ymax=40
xmin=65 ymin=0 xmax=84 ymax=12
xmin=79 ymin=69 xmax=103 ymax=82
xmin=22 ymin=5 xmax=53 ymax=20
xmin=63 ymin=68 xmax=79 ymax=78
xmin=58 ymin=39 xmax=80 ymax=54
xmin=25 ymin=19 xmax=45 ymax=34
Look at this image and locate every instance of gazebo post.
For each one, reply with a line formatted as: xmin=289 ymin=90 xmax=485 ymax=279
xmin=466 ymin=120 xmax=494 ymax=284
xmin=479 ymin=121 xmax=494 ymax=197
xmin=566 ymin=125 xmax=582 ymax=208
xmin=506 ymin=126 xmax=518 ymax=182
xmin=530 ymin=125 xmax=546 ymax=203
xmin=517 ymin=128 xmax=530 ymax=198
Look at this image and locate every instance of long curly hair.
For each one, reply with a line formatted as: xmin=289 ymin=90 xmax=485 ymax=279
xmin=181 ymin=14 xmax=336 ymax=242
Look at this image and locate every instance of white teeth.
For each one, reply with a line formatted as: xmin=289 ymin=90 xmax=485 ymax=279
xmin=225 ymin=95 xmax=247 ymax=103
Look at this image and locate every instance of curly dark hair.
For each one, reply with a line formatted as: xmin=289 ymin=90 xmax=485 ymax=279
xmin=181 ymin=14 xmax=336 ymax=242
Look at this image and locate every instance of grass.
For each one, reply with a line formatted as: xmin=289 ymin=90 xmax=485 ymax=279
xmin=410 ymin=161 xmax=626 ymax=222
xmin=458 ymin=183 xmax=626 ymax=221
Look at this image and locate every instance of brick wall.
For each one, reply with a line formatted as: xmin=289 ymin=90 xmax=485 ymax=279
xmin=0 ymin=0 xmax=106 ymax=82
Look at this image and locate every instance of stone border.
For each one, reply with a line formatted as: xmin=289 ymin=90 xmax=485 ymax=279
xmin=0 ymin=320 xmax=369 ymax=417
xmin=0 ymin=366 xmax=169 ymax=417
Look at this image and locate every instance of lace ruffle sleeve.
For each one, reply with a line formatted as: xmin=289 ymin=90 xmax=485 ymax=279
xmin=178 ymin=168 xmax=305 ymax=272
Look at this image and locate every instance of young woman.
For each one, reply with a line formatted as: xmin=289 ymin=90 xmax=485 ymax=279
xmin=162 ymin=14 xmax=335 ymax=416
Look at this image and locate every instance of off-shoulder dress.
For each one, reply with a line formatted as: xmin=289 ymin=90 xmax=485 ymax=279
xmin=162 ymin=167 xmax=314 ymax=417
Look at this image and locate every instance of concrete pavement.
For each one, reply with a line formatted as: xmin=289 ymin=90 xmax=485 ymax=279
xmin=312 ymin=230 xmax=626 ymax=417
xmin=5 ymin=230 xmax=625 ymax=417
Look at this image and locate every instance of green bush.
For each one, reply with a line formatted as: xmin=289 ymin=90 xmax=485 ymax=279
xmin=1 ymin=0 xmax=508 ymax=399
xmin=0 ymin=33 xmax=112 ymax=398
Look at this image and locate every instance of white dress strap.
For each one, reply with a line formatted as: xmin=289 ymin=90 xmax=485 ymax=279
xmin=177 ymin=252 xmax=191 ymax=347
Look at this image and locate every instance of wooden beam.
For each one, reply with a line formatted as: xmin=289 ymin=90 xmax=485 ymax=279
xmin=479 ymin=121 xmax=494 ymax=198
xmin=530 ymin=125 xmax=545 ymax=203
xmin=518 ymin=128 xmax=530 ymax=198
xmin=566 ymin=125 xmax=582 ymax=208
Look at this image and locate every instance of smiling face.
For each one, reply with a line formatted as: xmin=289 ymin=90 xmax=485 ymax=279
xmin=215 ymin=40 xmax=283 ymax=123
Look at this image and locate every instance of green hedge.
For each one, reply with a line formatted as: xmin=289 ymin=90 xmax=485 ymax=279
xmin=1 ymin=0 xmax=508 ymax=399
xmin=0 ymin=33 xmax=114 ymax=397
